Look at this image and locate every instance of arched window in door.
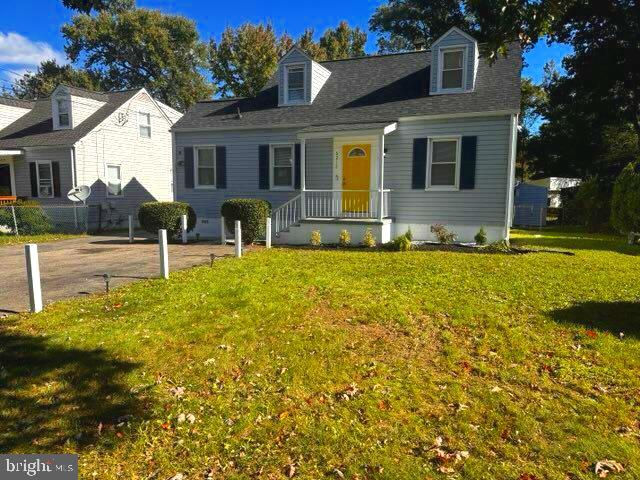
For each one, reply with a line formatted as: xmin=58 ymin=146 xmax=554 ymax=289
xmin=347 ymin=147 xmax=366 ymax=157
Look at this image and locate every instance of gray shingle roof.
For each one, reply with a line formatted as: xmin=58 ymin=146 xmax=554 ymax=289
xmin=0 ymin=97 xmax=35 ymax=109
xmin=173 ymin=44 xmax=521 ymax=131
xmin=0 ymin=89 xmax=140 ymax=149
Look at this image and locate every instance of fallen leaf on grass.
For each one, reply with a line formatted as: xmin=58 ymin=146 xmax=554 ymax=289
xmin=517 ymin=474 xmax=539 ymax=480
xmin=284 ymin=461 xmax=296 ymax=478
xmin=594 ymin=460 xmax=624 ymax=478
xmin=336 ymin=383 xmax=360 ymax=401
xmin=585 ymin=330 xmax=598 ymax=339
xmin=169 ymin=386 xmax=185 ymax=398
xmin=168 ymin=474 xmax=184 ymax=480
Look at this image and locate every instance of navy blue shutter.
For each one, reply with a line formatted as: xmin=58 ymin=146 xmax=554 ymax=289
xmin=184 ymin=147 xmax=194 ymax=188
xmin=216 ymin=146 xmax=227 ymax=189
xmin=411 ymin=138 xmax=428 ymax=189
xmin=258 ymin=145 xmax=269 ymax=189
xmin=29 ymin=163 xmax=38 ymax=197
xmin=52 ymin=162 xmax=61 ymax=197
xmin=460 ymin=136 xmax=477 ymax=189
xmin=294 ymin=143 xmax=301 ymax=190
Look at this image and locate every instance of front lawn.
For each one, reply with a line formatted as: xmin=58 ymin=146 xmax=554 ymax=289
xmin=1 ymin=229 xmax=639 ymax=479
xmin=0 ymin=233 xmax=84 ymax=246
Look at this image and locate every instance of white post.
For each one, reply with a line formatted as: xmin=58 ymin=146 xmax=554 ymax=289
xmin=266 ymin=217 xmax=272 ymax=249
xmin=220 ymin=216 xmax=226 ymax=245
xmin=11 ymin=206 xmax=18 ymax=236
xmin=24 ymin=244 xmax=43 ymax=313
xmin=181 ymin=214 xmax=188 ymax=244
xmin=234 ymin=220 xmax=242 ymax=258
xmin=378 ymin=133 xmax=385 ymax=220
xmin=158 ymin=229 xmax=169 ymax=279
xmin=128 ymin=215 xmax=134 ymax=243
xmin=300 ymin=138 xmax=306 ymax=220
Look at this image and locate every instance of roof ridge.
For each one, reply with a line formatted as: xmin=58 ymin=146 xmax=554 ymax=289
xmin=319 ymin=49 xmax=431 ymax=65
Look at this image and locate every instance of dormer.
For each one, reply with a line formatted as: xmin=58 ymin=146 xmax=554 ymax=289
xmin=278 ymin=46 xmax=331 ymax=106
xmin=430 ymin=27 xmax=479 ymax=95
xmin=51 ymin=85 xmax=106 ymax=130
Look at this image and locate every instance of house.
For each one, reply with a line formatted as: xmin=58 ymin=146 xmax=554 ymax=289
xmin=0 ymin=85 xmax=181 ymax=229
xmin=529 ymin=177 xmax=581 ymax=208
xmin=172 ymin=27 xmax=521 ymax=244
xmin=513 ymin=182 xmax=548 ymax=227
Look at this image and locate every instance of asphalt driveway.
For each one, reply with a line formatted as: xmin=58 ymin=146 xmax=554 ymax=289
xmin=0 ymin=234 xmax=242 ymax=313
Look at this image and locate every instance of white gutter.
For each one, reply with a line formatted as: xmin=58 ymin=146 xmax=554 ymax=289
xmin=0 ymin=149 xmax=23 ymax=156
xmin=399 ymin=110 xmax=518 ymax=122
xmin=70 ymin=146 xmax=77 ymax=187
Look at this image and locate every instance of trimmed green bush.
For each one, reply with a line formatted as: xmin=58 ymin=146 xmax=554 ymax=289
xmin=362 ymin=228 xmax=377 ymax=248
xmin=474 ymin=226 xmax=488 ymax=245
xmin=385 ymin=229 xmax=413 ymax=251
xmin=221 ymin=198 xmax=271 ymax=244
xmin=0 ymin=200 xmax=51 ymax=235
xmin=611 ymin=161 xmax=640 ymax=234
xmin=138 ymin=201 xmax=196 ymax=238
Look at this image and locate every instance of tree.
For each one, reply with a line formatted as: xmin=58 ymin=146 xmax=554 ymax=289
xmin=62 ymin=0 xmax=134 ymax=14
xmin=209 ymin=21 xmax=367 ymax=98
xmin=209 ymin=23 xmax=292 ymax=98
xmin=318 ymin=21 xmax=367 ymax=60
xmin=611 ymin=161 xmax=640 ymax=234
xmin=12 ymin=60 xmax=104 ymax=100
xmin=516 ymin=77 xmax=546 ymax=180
xmin=369 ymin=0 xmax=474 ymax=53
xmin=62 ymin=9 xmax=212 ymax=110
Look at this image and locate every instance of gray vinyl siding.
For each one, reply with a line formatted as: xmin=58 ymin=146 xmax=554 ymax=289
xmin=13 ymin=147 xmax=73 ymax=205
xmin=384 ymin=115 xmax=511 ymax=226
xmin=174 ymin=130 xmax=332 ymax=223
xmin=430 ymin=30 xmax=476 ymax=92
xmin=278 ymin=49 xmax=312 ymax=105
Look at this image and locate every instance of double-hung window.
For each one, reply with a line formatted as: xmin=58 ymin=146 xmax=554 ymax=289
xmin=138 ymin=112 xmax=151 ymax=138
xmin=428 ymin=138 xmax=460 ymax=189
xmin=37 ymin=161 xmax=54 ymax=198
xmin=270 ymin=144 xmax=294 ymax=190
xmin=57 ymin=99 xmax=70 ymax=128
xmin=195 ymin=146 xmax=216 ymax=188
xmin=286 ymin=65 xmax=305 ymax=103
xmin=107 ymin=164 xmax=123 ymax=196
xmin=440 ymin=48 xmax=465 ymax=91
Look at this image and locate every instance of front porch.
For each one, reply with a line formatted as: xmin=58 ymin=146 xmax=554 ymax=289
xmin=0 ymin=150 xmax=21 ymax=204
xmin=272 ymin=122 xmax=396 ymax=244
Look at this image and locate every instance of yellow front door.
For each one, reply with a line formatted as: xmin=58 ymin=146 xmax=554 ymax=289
xmin=342 ymin=144 xmax=371 ymax=213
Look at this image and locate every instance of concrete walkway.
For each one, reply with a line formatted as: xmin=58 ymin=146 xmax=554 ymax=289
xmin=0 ymin=234 xmax=244 ymax=313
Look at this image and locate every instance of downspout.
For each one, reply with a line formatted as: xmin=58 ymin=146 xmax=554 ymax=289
xmin=504 ymin=113 xmax=519 ymax=240
xmin=70 ymin=145 xmax=77 ymax=187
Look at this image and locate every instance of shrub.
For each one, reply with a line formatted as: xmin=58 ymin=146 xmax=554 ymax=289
xmin=611 ymin=161 xmax=640 ymax=234
xmin=474 ymin=226 xmax=488 ymax=245
xmin=338 ymin=229 xmax=351 ymax=247
xmin=362 ymin=228 xmax=377 ymax=248
xmin=385 ymin=229 xmax=412 ymax=251
xmin=430 ymin=224 xmax=457 ymax=244
xmin=310 ymin=230 xmax=322 ymax=246
xmin=138 ymin=201 xmax=196 ymax=238
xmin=564 ymin=178 xmax=611 ymax=232
xmin=405 ymin=226 xmax=413 ymax=241
xmin=221 ymin=198 xmax=271 ymax=244
xmin=0 ymin=200 xmax=52 ymax=235
xmin=480 ymin=239 xmax=512 ymax=253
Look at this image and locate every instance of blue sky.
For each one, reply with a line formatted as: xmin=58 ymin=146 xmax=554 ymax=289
xmin=0 ymin=0 xmax=572 ymax=93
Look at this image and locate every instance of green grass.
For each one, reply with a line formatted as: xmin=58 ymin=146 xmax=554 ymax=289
xmin=0 ymin=233 xmax=84 ymax=246
xmin=1 ymin=228 xmax=639 ymax=479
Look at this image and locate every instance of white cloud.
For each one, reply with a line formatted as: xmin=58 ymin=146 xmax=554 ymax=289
xmin=0 ymin=32 xmax=66 ymax=66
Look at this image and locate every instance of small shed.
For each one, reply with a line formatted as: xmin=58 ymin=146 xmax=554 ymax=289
xmin=513 ymin=183 xmax=548 ymax=227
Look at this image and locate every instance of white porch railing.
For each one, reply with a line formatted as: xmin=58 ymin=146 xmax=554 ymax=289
xmin=273 ymin=194 xmax=303 ymax=234
xmin=272 ymin=190 xmax=391 ymax=235
xmin=304 ymin=190 xmax=390 ymax=219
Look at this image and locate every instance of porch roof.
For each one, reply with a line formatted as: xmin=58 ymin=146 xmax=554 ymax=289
xmin=297 ymin=121 xmax=397 ymax=139
xmin=0 ymin=149 xmax=23 ymax=156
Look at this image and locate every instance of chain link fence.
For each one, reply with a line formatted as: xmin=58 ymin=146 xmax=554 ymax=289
xmin=0 ymin=205 xmax=89 ymax=235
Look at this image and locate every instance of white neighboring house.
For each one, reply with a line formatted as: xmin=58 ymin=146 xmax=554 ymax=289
xmin=0 ymin=85 xmax=182 ymax=229
xmin=529 ymin=177 xmax=581 ymax=208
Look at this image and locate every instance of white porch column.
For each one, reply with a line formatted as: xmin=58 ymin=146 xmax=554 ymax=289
xmin=378 ymin=133 xmax=385 ymax=220
xmin=300 ymin=137 xmax=306 ymax=220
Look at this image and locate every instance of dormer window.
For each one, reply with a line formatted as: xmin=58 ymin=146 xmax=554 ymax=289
xmin=285 ymin=65 xmax=306 ymax=103
xmin=439 ymin=48 xmax=466 ymax=91
xmin=57 ymin=99 xmax=70 ymax=128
